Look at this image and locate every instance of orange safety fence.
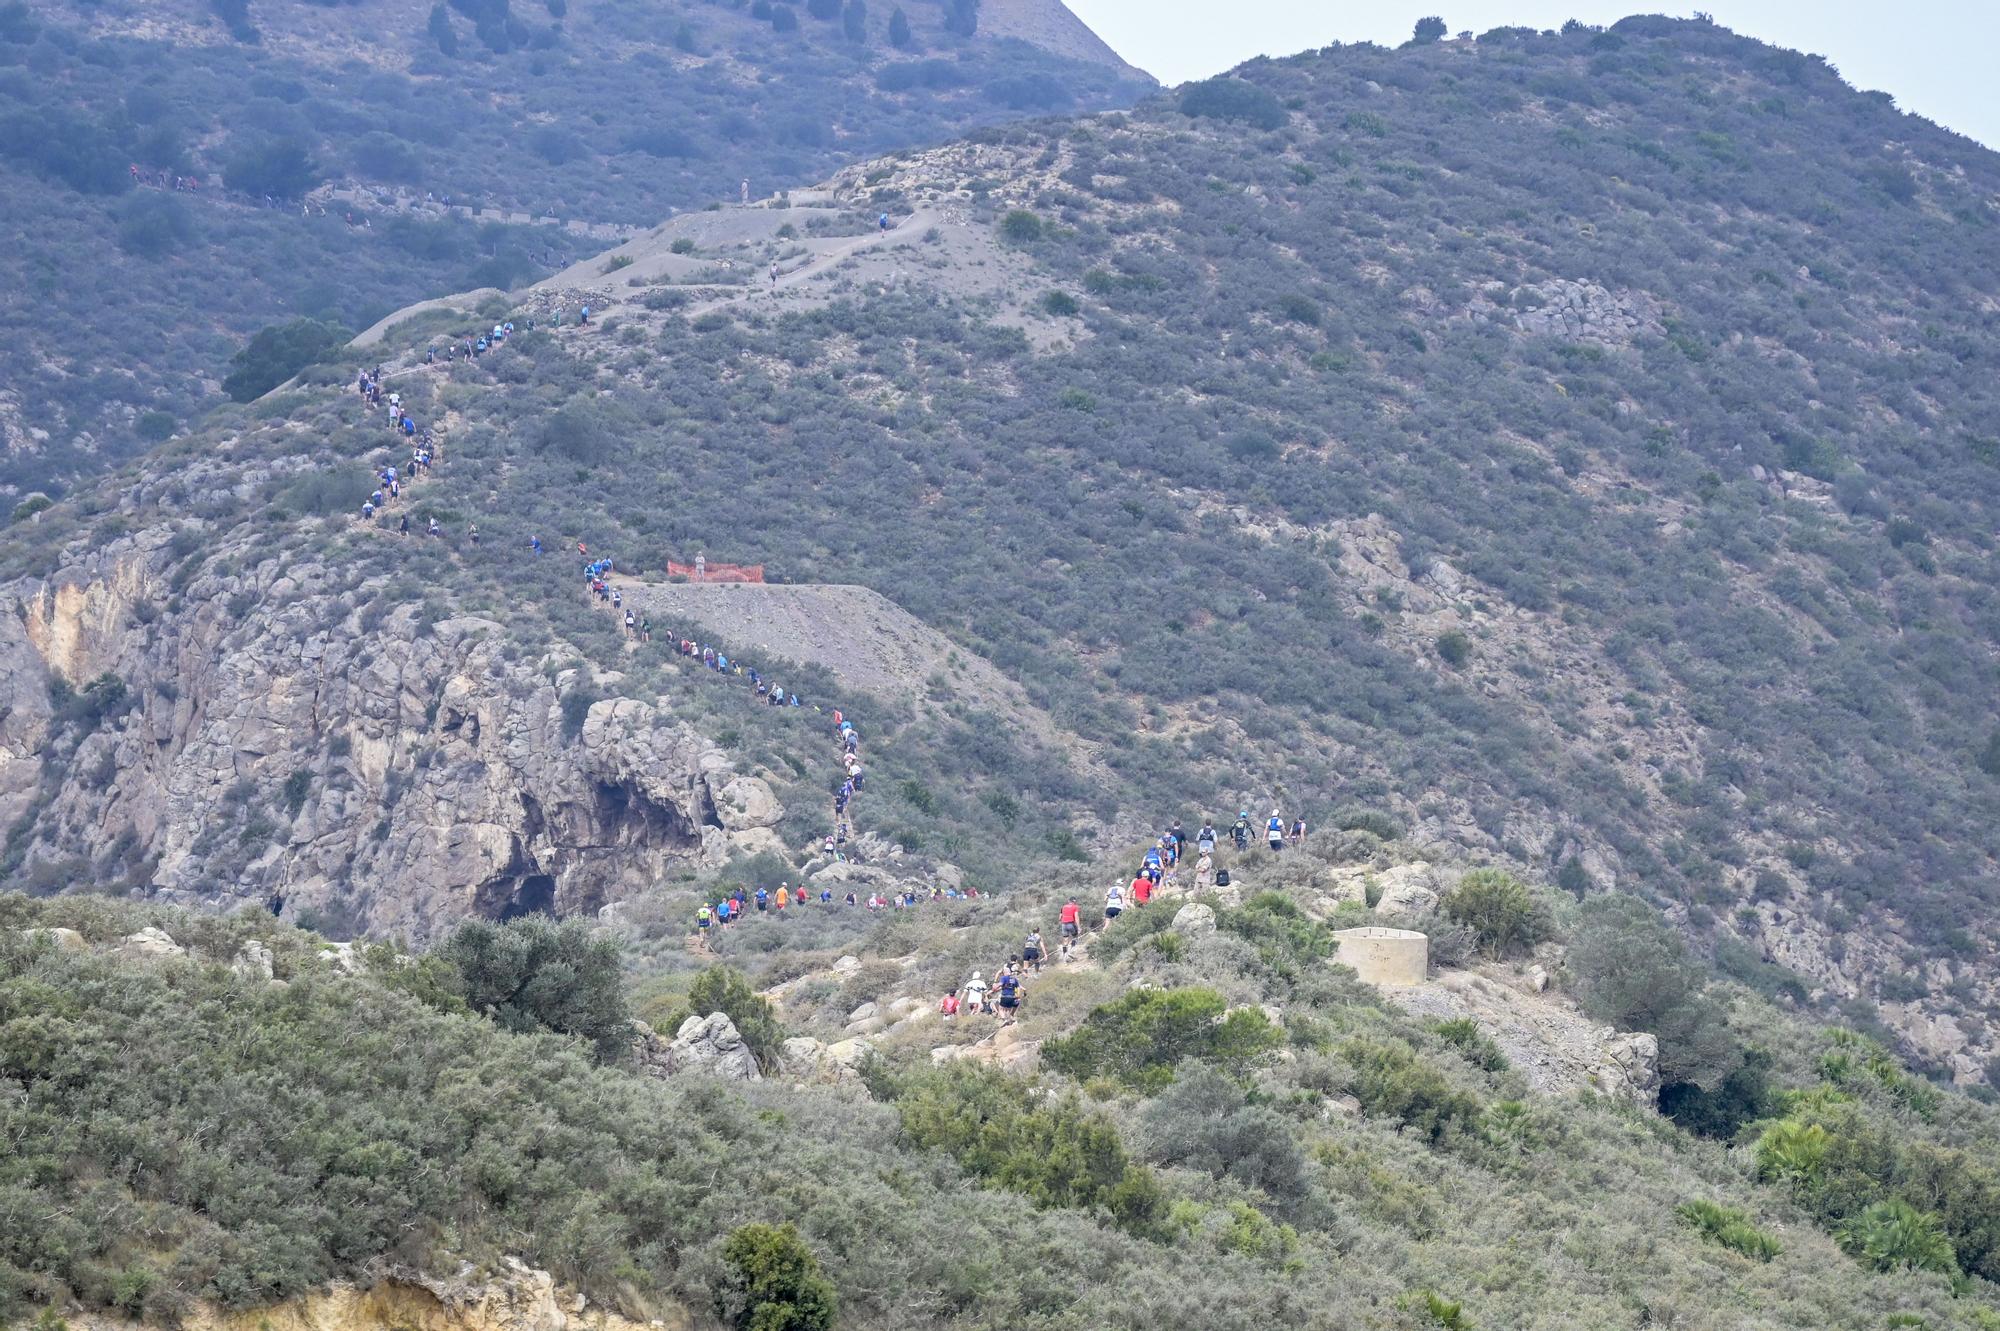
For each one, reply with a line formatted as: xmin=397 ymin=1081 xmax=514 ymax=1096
xmin=665 ymin=561 xmax=766 ymax=583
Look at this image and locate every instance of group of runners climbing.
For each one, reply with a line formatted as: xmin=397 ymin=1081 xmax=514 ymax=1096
xmin=354 ymin=369 xmax=447 ymax=531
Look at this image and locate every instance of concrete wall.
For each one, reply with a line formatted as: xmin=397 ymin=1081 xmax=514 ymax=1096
xmin=1333 ymin=927 xmax=1428 ymax=987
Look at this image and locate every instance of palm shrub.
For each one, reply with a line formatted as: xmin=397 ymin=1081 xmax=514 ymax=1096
xmin=1838 ymin=1200 xmax=1959 ymax=1277
xmin=1675 ymin=1199 xmax=1781 ymax=1262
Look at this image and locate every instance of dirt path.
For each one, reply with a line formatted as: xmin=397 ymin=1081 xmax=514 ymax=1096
xmin=678 ymin=208 xmax=938 ymax=319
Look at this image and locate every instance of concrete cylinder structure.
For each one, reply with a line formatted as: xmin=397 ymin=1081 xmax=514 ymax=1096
xmin=1333 ymin=926 xmax=1428 ymax=987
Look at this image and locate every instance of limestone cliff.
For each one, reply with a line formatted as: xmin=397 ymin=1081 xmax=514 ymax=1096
xmin=1 ymin=524 xmax=783 ymax=940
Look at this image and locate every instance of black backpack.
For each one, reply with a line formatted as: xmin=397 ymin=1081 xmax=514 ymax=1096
xmin=1214 ymin=869 xmax=1231 ymax=887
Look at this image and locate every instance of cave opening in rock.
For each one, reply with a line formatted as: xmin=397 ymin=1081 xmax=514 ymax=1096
xmin=498 ymin=874 xmax=557 ymax=922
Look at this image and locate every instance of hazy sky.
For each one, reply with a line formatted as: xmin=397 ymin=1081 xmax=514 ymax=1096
xmin=1064 ymin=1 xmax=2000 ymax=149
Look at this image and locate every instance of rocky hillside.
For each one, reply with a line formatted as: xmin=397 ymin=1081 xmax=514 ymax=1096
xmin=0 ymin=0 xmax=1151 ymax=489
xmin=8 ymin=838 xmax=2000 ymax=1331
xmin=7 ymin=14 xmax=2000 ymax=1092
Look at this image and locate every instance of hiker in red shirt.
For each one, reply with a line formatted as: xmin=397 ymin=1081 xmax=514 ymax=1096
xmin=1131 ymin=875 xmax=1153 ymax=908
xmin=1059 ymin=897 xmax=1081 ymax=960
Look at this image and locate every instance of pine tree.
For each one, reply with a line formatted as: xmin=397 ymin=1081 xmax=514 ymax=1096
xmin=887 ymin=5 xmax=910 ymax=46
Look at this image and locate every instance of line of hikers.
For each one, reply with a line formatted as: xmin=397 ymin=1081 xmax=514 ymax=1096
xmin=354 ymin=369 xmax=447 ymax=529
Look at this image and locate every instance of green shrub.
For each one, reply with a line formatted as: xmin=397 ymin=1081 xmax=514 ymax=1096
xmin=436 ymin=917 xmax=632 ymax=1063
xmin=1440 ymin=869 xmax=1551 ymax=959
xmin=718 ymin=1223 xmax=835 ymax=1331
xmin=1331 ymin=806 xmax=1402 ymax=840
xmin=889 ymin=1061 xmax=1165 ymax=1234
xmin=670 ymin=237 xmax=697 ymax=254
xmin=1344 ymin=1038 xmax=1482 ymax=1145
xmin=221 ymin=318 xmax=348 ymax=403
xmin=1041 ymin=289 xmax=1079 ymax=317
xmin=559 ymin=686 xmax=599 ymax=741
xmin=1570 ymin=896 xmax=1742 ymax=1095
xmin=1404 ymin=1289 xmax=1470 ymax=1330
xmin=999 ymin=209 xmax=1043 ymax=242
xmin=1179 ymin=76 xmax=1286 ymax=129
xmin=1220 ymin=891 xmax=1336 ymax=981
xmin=1676 ymin=1199 xmax=1781 ymax=1262
xmin=222 ymin=137 xmax=319 ymax=199
xmin=1434 ymin=630 xmax=1472 ymax=667
xmin=115 ymin=192 xmax=196 ymax=259
xmin=1043 ymin=986 xmax=1279 ymax=1090
xmin=10 ymin=493 xmax=52 ymax=523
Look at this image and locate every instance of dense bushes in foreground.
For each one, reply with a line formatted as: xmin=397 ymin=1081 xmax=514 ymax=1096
xmin=3 ymin=894 xmax=2000 ymax=1330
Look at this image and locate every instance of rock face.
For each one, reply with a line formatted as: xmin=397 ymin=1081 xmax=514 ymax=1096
xmin=1385 ymin=965 xmax=1661 ymax=1105
xmin=0 ymin=531 xmax=778 ymax=940
xmin=634 ymin=1013 xmax=762 ymax=1080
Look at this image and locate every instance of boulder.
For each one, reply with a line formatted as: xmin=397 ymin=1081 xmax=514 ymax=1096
xmin=781 ymin=1036 xmax=867 ymax=1085
xmin=726 ymin=826 xmax=788 ymax=858
xmin=713 ymin=775 xmax=783 ymax=830
xmin=1601 ymin=1031 xmax=1661 ymax=1103
xmin=1374 ymin=863 xmax=1441 ymax=917
xmin=1172 ymin=902 xmax=1217 ymax=935
xmin=634 ymin=1013 xmax=762 ymax=1080
xmin=832 ymin=954 xmax=862 ymax=975
xmin=117 ymin=926 xmax=184 ymax=962
xmin=231 ymin=939 xmax=275 ymax=982
xmin=1324 ymin=867 xmax=1371 ymax=906
xmin=26 ymin=926 xmax=87 ymax=952
xmin=823 ymin=1038 xmax=874 ymax=1072
xmin=846 ymin=1000 xmax=878 ymax=1024
xmin=320 ymin=940 xmax=363 ymax=974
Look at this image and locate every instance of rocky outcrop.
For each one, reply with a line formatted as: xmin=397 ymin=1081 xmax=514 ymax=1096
xmin=1 ymin=529 xmax=780 ymax=940
xmin=932 ymin=1020 xmax=1039 ymax=1072
xmin=780 ymin=1035 xmax=873 ymax=1085
xmin=1441 ymin=277 xmax=1665 ymax=347
xmin=117 ymin=925 xmax=185 ymax=962
xmin=1385 ymin=965 xmax=1661 ymax=1105
xmin=1171 ymin=902 xmax=1216 ymax=935
xmin=633 ymin=1014 xmax=762 ymax=1080
xmin=63 ymin=1256 xmax=682 ymax=1331
xmin=232 ymin=939 xmax=276 ymax=981
xmin=1324 ymin=862 xmax=1443 ymax=916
